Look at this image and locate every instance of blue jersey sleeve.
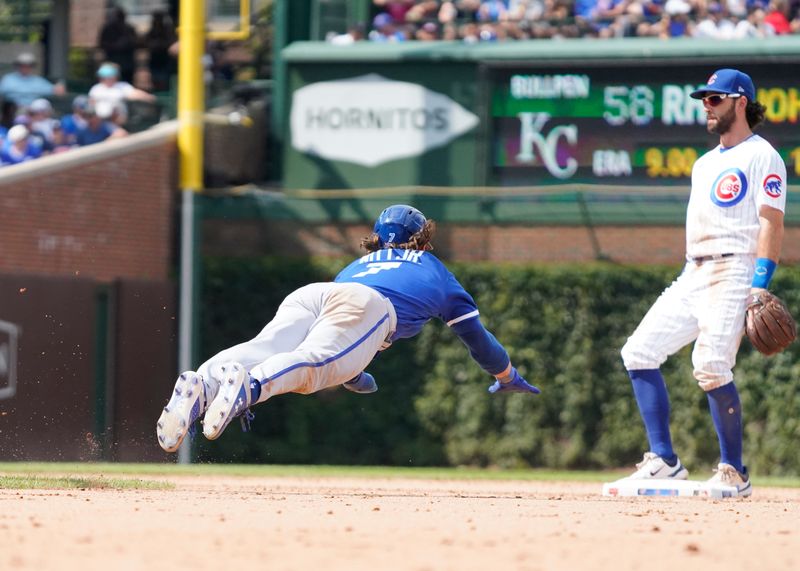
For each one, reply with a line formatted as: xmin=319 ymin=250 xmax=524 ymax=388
xmin=451 ymin=318 xmax=510 ymax=375
xmin=439 ymin=271 xmax=480 ymax=325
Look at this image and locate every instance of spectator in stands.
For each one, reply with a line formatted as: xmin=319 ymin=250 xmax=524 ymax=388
xmin=693 ymin=2 xmax=737 ymax=37
xmin=407 ymin=1 xmax=442 ymax=21
xmin=438 ymin=1 xmax=460 ymax=23
xmin=369 ymin=12 xmax=410 ymax=40
xmin=0 ymin=53 xmax=65 ymax=107
xmin=98 ymin=6 xmax=139 ymax=84
xmin=49 ymin=121 xmax=72 ymax=154
xmin=639 ymin=0 xmax=694 ymax=37
xmin=460 ymin=21 xmax=482 ymax=40
xmin=508 ymin=0 xmax=547 ymax=23
xmin=764 ymin=0 xmax=793 ymax=32
xmin=89 ymin=62 xmax=156 ymax=112
xmin=0 ymin=125 xmax=42 ymax=165
xmin=478 ymin=0 xmax=510 ymax=22
xmin=76 ymin=101 xmax=127 ymax=147
xmin=442 ymin=0 xmax=482 ymax=22
xmin=791 ymin=0 xmax=800 ymax=31
xmin=733 ymin=3 xmax=773 ymax=36
xmin=328 ymin=23 xmax=367 ymax=44
xmin=592 ymin=0 xmax=643 ymax=37
xmin=575 ymin=0 xmax=601 ymax=22
xmin=640 ymin=0 xmax=667 ymax=19
xmin=28 ymin=99 xmax=58 ymax=147
xmin=416 ymin=21 xmax=441 ymax=39
xmin=144 ymin=10 xmax=177 ymax=92
xmin=374 ymin=0 xmax=417 ymax=23
xmin=60 ymin=95 xmax=89 ymax=145
xmin=727 ymin=0 xmax=749 ymax=17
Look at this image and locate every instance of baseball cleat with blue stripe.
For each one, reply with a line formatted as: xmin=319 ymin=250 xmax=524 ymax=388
xmin=157 ymin=371 xmax=207 ymax=453
xmin=625 ymin=452 xmax=689 ymax=480
xmin=202 ymin=362 xmax=253 ymax=441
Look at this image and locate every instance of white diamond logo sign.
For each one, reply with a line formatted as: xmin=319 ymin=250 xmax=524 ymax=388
xmin=291 ymin=74 xmax=479 ymax=167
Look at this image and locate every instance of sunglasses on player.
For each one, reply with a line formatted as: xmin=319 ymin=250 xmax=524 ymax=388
xmin=702 ymin=93 xmax=742 ymax=107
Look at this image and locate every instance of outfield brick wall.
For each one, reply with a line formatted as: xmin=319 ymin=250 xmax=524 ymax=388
xmin=0 ymin=123 xmax=178 ymax=282
xmin=203 ymin=220 xmax=800 ymax=265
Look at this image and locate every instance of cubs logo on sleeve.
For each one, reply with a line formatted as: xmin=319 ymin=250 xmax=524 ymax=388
xmin=762 ymin=173 xmax=783 ymax=198
xmin=710 ymin=168 xmax=748 ymax=207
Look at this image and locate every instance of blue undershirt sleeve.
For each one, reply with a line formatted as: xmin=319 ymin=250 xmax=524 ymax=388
xmin=450 ymin=317 xmax=510 ymax=376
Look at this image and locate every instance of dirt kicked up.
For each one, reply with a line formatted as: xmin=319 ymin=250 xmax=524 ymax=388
xmin=0 ymin=476 xmax=797 ymax=571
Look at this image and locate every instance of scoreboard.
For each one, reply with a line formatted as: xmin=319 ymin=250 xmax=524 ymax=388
xmin=488 ymin=63 xmax=800 ymax=187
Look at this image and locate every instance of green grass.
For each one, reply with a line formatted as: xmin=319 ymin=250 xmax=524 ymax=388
xmin=0 ymin=463 xmax=798 ymax=488
xmin=0 ymin=474 xmax=174 ymax=490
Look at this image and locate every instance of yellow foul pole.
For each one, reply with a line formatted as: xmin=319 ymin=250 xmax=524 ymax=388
xmin=178 ymin=0 xmax=206 ymax=189
xmin=177 ymin=0 xmax=206 ymax=463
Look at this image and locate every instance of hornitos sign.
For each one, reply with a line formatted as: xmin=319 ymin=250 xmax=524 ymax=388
xmin=290 ymin=74 xmax=479 ymax=167
xmin=0 ymin=320 xmax=20 ymax=400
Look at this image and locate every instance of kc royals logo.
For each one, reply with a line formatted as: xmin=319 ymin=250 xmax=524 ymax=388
xmin=710 ymin=168 xmax=748 ymax=207
xmin=762 ymin=173 xmax=783 ymax=198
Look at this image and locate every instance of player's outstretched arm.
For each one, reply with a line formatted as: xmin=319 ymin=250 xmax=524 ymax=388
xmin=450 ymin=318 xmax=540 ymax=395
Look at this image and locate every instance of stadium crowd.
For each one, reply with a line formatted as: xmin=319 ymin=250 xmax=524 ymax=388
xmin=0 ymin=56 xmax=156 ymax=167
xmin=326 ymin=0 xmax=800 ymax=42
xmin=0 ymin=6 xmax=169 ymax=168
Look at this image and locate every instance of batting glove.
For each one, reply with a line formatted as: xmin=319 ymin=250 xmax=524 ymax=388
xmin=488 ymin=367 xmax=540 ymax=395
xmin=343 ymin=372 xmax=378 ymax=394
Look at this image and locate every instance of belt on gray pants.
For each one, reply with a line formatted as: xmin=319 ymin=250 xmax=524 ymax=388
xmin=687 ymin=253 xmax=735 ymax=264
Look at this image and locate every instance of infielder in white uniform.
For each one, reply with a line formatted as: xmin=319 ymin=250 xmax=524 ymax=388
xmin=157 ymin=205 xmax=540 ymax=453
xmin=620 ymin=69 xmax=786 ymax=497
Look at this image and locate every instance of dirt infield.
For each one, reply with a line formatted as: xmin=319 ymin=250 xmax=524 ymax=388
xmin=1 ymin=475 xmax=797 ymax=571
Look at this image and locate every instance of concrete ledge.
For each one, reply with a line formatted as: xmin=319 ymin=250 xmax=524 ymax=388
xmin=0 ymin=121 xmax=179 ymax=187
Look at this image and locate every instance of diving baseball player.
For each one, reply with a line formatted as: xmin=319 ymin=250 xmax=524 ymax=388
xmin=157 ymin=205 xmax=540 ymax=452
xmin=620 ymin=69 xmax=787 ymax=496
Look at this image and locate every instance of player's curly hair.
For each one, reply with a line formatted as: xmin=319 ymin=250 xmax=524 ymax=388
xmin=360 ymin=220 xmax=436 ymax=253
xmin=745 ymin=100 xmax=766 ymax=130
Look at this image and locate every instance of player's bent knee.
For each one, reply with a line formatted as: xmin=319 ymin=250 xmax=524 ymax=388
xmin=693 ymin=369 xmax=734 ymax=392
xmin=620 ymin=339 xmax=662 ymax=371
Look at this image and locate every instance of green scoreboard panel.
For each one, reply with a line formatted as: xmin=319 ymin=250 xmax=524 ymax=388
xmin=489 ymin=63 xmax=800 ymax=187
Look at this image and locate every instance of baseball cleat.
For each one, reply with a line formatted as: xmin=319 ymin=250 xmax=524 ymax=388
xmin=342 ymin=371 xmax=378 ymax=394
xmin=624 ymin=452 xmax=689 ymax=480
xmin=202 ymin=362 xmax=253 ymax=441
xmin=706 ymin=463 xmax=752 ymax=497
xmin=156 ymin=371 xmax=207 ymax=453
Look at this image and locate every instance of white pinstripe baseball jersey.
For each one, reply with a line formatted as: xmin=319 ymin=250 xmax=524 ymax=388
xmin=686 ymin=134 xmax=787 ymax=258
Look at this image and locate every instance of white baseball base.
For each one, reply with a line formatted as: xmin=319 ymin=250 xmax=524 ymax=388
xmin=602 ymin=478 xmax=741 ymax=499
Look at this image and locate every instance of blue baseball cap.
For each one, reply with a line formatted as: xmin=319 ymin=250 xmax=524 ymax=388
xmin=372 ymin=13 xmax=393 ymax=29
xmin=97 ymin=62 xmax=119 ymax=79
xmin=690 ymin=69 xmax=755 ymax=101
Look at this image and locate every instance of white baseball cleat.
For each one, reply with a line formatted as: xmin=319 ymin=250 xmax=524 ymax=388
xmin=156 ymin=371 xmax=207 ymax=453
xmin=202 ymin=362 xmax=253 ymax=441
xmin=706 ymin=463 xmax=752 ymax=497
xmin=625 ymin=452 xmax=689 ymax=480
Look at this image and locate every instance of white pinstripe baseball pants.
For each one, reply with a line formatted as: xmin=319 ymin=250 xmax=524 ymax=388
xmin=621 ymin=255 xmax=755 ymax=391
xmin=197 ymin=282 xmax=396 ymax=404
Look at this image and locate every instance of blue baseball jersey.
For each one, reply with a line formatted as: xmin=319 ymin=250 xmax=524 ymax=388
xmin=335 ymin=249 xmax=480 ymax=341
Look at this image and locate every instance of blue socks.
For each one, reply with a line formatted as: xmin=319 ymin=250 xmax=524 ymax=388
xmin=707 ymin=383 xmax=744 ymax=473
xmin=628 ymin=369 xmax=677 ymax=465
